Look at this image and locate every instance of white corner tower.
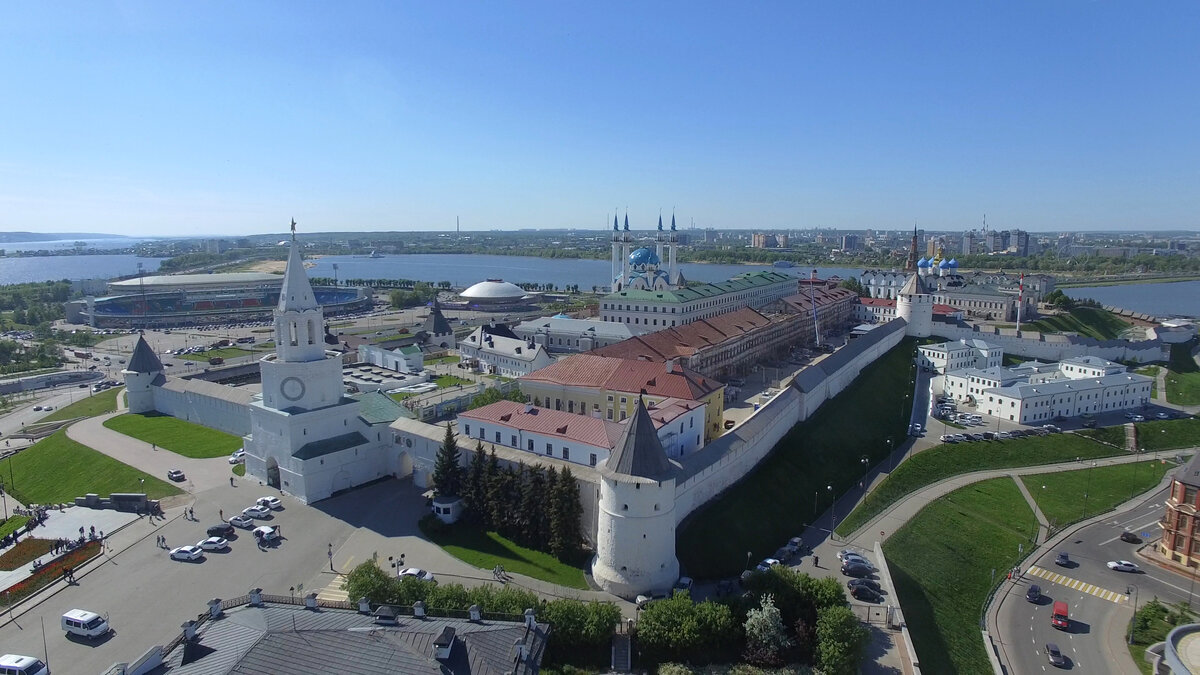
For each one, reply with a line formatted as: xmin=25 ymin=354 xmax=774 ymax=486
xmin=592 ymin=400 xmax=680 ymax=599
xmin=122 ymin=335 xmax=163 ymax=414
xmin=896 ymin=273 xmax=933 ymax=338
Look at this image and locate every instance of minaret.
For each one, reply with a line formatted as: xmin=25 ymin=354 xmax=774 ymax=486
xmin=622 ymin=211 xmax=632 ymax=288
xmin=591 ymin=400 xmax=680 ymax=599
xmin=611 ymin=212 xmax=622 ymax=291
xmin=668 ymin=212 xmax=679 ymax=286
xmin=655 ymin=212 xmax=665 ymax=264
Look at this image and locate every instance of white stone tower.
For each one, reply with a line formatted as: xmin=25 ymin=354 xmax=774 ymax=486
xmin=245 ymin=221 xmax=363 ymax=501
xmin=592 ymin=400 xmax=680 ymax=599
xmin=896 ymin=273 xmax=933 ymax=338
xmin=121 ymin=335 xmax=163 ymax=414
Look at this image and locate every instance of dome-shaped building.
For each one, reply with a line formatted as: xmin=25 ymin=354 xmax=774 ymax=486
xmin=610 ymin=213 xmax=685 ymax=292
xmin=459 ymin=279 xmax=529 ymax=305
xmin=629 ymin=247 xmax=660 ymax=267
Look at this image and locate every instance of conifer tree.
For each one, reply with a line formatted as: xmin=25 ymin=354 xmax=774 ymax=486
xmin=431 ymin=423 xmax=464 ymax=498
xmin=463 ymin=441 xmax=487 ymax=524
xmin=556 ymin=467 xmax=583 ymax=557
xmin=519 ymin=464 xmax=547 ymax=547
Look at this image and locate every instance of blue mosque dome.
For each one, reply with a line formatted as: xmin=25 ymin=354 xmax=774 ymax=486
xmin=916 ymin=257 xmax=930 ymax=268
xmin=938 ymin=259 xmax=950 ymax=269
xmin=629 ymin=247 xmax=660 ymax=266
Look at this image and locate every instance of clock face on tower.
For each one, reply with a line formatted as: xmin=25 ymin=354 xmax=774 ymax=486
xmin=280 ymin=376 xmax=306 ymax=402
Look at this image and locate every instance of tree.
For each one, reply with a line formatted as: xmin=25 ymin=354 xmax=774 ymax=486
xmin=816 ymin=604 xmax=869 ymax=675
xmin=743 ymin=594 xmax=793 ymax=667
xmin=549 ymin=466 xmax=582 ymax=559
xmin=431 ymin=423 xmax=464 ymax=498
xmin=484 ymin=450 xmax=504 ymax=532
xmin=541 ymin=598 xmax=622 ymax=665
xmin=518 ymin=464 xmax=549 ymax=546
xmin=467 ymin=386 xmax=527 ymax=410
xmin=462 ymin=441 xmax=487 ymax=524
xmin=840 ymin=277 xmax=868 ymax=297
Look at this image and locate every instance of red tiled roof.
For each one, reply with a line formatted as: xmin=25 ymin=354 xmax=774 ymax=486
xmin=521 ymin=353 xmax=722 ymax=400
xmin=460 ymin=398 xmax=696 ymax=449
xmin=783 ymin=287 xmax=857 ymax=312
xmin=857 ymin=297 xmax=895 ymax=307
xmin=933 ymin=303 xmax=959 ymax=315
xmin=590 ymin=307 xmax=775 ymax=362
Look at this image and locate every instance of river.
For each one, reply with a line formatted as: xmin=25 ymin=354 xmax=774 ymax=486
xmin=0 ymin=255 xmax=163 ymax=285
xmin=1066 ymin=281 xmax=1200 ymax=318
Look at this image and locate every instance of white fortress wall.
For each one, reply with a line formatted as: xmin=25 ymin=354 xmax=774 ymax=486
xmin=673 ymin=319 xmax=907 ymax=523
xmin=151 ymin=385 xmax=251 ymax=437
xmin=931 ymin=323 xmax=1166 ymax=363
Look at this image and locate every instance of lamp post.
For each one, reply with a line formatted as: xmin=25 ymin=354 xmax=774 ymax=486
xmin=388 ymin=554 xmax=406 ymax=577
xmin=887 ymin=438 xmax=896 ymax=472
xmin=1082 ymin=461 xmax=1097 ymax=519
xmin=827 ymin=485 xmax=836 ymax=538
xmin=860 ymin=455 xmax=869 ymax=492
xmin=1127 ymin=584 xmax=1140 ymax=644
xmin=745 ymin=551 xmax=752 ymax=570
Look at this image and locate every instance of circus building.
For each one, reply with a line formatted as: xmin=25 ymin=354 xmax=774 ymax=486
xmin=452 ymin=279 xmax=535 ymax=312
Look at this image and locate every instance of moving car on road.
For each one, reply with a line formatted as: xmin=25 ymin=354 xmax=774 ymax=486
xmin=1025 ymin=584 xmax=1042 ymax=603
xmin=1106 ymin=560 xmax=1140 ymax=573
xmin=170 ymin=545 xmax=204 ymax=561
xmin=1120 ymin=531 xmax=1141 ymax=543
xmin=1051 ymin=601 xmax=1070 ymax=630
xmin=1046 ymin=642 xmax=1067 ymax=667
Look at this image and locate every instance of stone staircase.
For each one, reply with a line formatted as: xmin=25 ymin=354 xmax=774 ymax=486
xmin=610 ymin=631 xmax=631 ymax=672
xmin=1126 ymin=422 xmax=1138 ymax=452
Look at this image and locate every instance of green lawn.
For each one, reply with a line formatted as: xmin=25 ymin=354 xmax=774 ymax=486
xmin=677 ymin=338 xmax=920 ymax=579
xmin=1165 ymin=341 xmax=1200 ymax=406
xmin=102 ymin=412 xmax=243 ymax=458
xmin=426 ymin=355 xmax=461 ymax=366
xmin=0 ymin=516 xmax=29 ymax=540
xmin=40 ymin=387 xmax=124 ymax=422
xmin=1076 ymin=425 xmax=1125 ymax=447
xmin=1021 ymin=460 xmax=1173 ymax=531
xmin=174 ymin=347 xmax=255 ymax=362
xmin=232 ymin=463 xmax=246 ymax=476
xmin=883 ymin=478 xmax=1038 ymax=674
xmin=419 ymin=519 xmax=588 ymax=589
xmin=1136 ymin=365 xmax=1161 ymax=399
xmin=1025 ymin=307 xmax=1131 ymax=340
xmin=0 ymin=430 xmax=182 ymax=504
xmin=836 ymin=433 xmax=1121 ymax=537
xmin=436 ymin=375 xmax=472 ymax=388
xmin=1134 ymin=417 xmax=1200 ymax=451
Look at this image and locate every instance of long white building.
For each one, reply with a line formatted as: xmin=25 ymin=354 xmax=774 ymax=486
xmin=942 ymin=355 xmax=1152 ymax=424
xmin=918 ymin=338 xmax=1002 ymax=374
xmin=599 ymin=270 xmax=798 ymax=334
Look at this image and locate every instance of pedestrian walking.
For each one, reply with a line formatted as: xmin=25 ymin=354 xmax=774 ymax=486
xmin=814 ymin=555 xmax=819 ymax=568
xmin=219 ymin=509 xmax=224 ymax=521
xmin=230 ymin=476 xmax=235 ymax=487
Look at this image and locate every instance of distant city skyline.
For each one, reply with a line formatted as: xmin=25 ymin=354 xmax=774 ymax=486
xmin=2 ymin=2 xmax=1198 ymax=236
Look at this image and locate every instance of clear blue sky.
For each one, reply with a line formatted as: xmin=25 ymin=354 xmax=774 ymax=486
xmin=2 ymin=2 xmax=1197 ymax=236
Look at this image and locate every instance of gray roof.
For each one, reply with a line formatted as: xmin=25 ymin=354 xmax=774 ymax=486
xmin=514 ymin=317 xmax=634 ymax=341
xmin=1175 ymin=452 xmax=1200 ymax=489
xmin=160 ymin=602 xmax=548 ymax=675
xmin=898 ymin=274 xmax=926 ymax=296
xmin=294 ymin=431 xmax=369 ymax=460
xmin=603 ymin=399 xmax=673 ymax=480
xmin=127 ymin=335 xmax=164 ymax=373
xmin=159 ymin=377 xmax=257 ymax=406
xmin=426 ymin=300 xmax=453 ymax=335
xmin=985 ymin=372 xmax=1152 ymax=400
xmin=354 ymin=391 xmax=414 ymax=424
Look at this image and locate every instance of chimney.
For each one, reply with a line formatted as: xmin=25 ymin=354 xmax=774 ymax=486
xmin=469 ymin=604 xmax=482 ymax=622
xmin=208 ymin=598 xmax=223 ymax=619
xmin=512 ymin=637 xmax=528 ymax=662
xmin=304 ymin=592 xmax=318 ymax=610
xmin=524 ymin=608 xmax=536 ymax=629
xmin=358 ymin=597 xmax=371 ymax=614
xmin=524 ymin=403 xmax=533 ymax=414
xmin=181 ymin=620 xmax=198 ymax=641
xmin=248 ymin=588 xmax=264 ymax=606
xmin=433 ymin=626 xmax=456 ymax=660
xmin=413 ymin=600 xmax=426 ymax=618
xmin=665 ymin=359 xmax=676 ymax=374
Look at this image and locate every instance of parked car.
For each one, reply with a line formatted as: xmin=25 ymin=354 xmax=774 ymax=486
xmin=167 ymin=469 xmax=185 ymax=482
xmin=399 ymin=567 xmax=436 ymax=582
xmin=841 ymin=562 xmax=874 ymax=578
xmin=0 ymin=654 xmax=49 ymax=675
xmin=1120 ymin=531 xmax=1141 ymax=543
xmin=1131 ymin=414 xmax=1145 ymax=422
xmin=850 ymin=585 xmax=883 ymax=603
xmin=674 ymin=576 xmax=694 ymax=594
xmin=256 ymin=496 xmax=283 ymax=510
xmin=207 ymin=523 xmax=235 ymax=537
xmin=197 ymin=537 xmax=228 ymax=551
xmin=242 ymin=505 xmax=271 ymax=519
xmin=635 ymin=591 xmax=668 ymax=608
xmin=252 ymin=525 xmax=279 ymax=541
xmin=784 ymin=537 xmax=805 ymax=556
xmin=755 ymin=558 xmax=782 ymax=572
xmin=841 ymin=554 xmax=873 ymax=569
xmin=847 ymin=578 xmax=882 ymax=593
xmin=228 ymin=449 xmax=246 ymax=464
xmin=1026 ymin=584 xmax=1042 ymax=602
xmin=229 ymin=515 xmax=255 ymax=529
xmin=1106 ymin=560 xmax=1140 ymax=573
xmin=169 ymin=545 xmax=204 ymax=561
xmin=1157 ymin=412 xmax=1171 ymax=420
xmin=1046 ymin=643 xmax=1067 ymax=667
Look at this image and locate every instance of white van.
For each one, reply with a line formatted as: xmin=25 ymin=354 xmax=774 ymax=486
xmin=61 ymin=609 xmax=108 ymax=639
xmin=0 ymin=654 xmax=49 ymax=675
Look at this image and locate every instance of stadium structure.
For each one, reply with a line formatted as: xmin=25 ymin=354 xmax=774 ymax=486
xmin=65 ymin=272 xmax=372 ymax=328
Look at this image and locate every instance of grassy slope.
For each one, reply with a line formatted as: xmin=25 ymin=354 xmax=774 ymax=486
xmin=419 ymin=522 xmax=587 ymax=589
xmin=884 ymin=478 xmax=1037 ymax=675
xmin=836 ymin=433 xmax=1120 ymax=536
xmin=1025 ymin=307 xmax=1130 ymax=340
xmin=102 ymin=412 xmax=243 ymax=458
xmin=1134 ymin=417 xmax=1200 ymax=451
xmin=677 ymin=338 xmax=918 ymax=579
xmin=40 ymin=387 xmax=124 ymax=422
xmin=174 ymin=347 xmax=255 ymax=362
xmin=1166 ymin=341 xmax=1200 ymax=406
xmin=0 ymin=430 xmax=182 ymax=504
xmin=1021 ymin=460 xmax=1173 ymax=530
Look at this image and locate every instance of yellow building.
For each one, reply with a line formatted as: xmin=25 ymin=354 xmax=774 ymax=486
xmin=519 ymin=354 xmax=726 ymax=442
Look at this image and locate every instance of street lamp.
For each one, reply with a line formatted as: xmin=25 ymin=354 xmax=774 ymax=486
xmin=388 ymin=554 xmax=406 ymax=576
xmin=860 ymin=455 xmax=869 ymax=492
xmin=887 ymin=438 xmax=896 ymax=472
xmin=1126 ymin=584 xmax=1140 ymax=644
xmin=745 ymin=551 xmax=752 ymax=570
xmin=827 ymin=485 xmax=837 ymax=538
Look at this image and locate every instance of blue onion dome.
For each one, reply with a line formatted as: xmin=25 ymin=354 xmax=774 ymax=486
xmin=949 ymin=259 xmax=958 ymax=267
xmin=629 ymin=247 xmax=660 ymax=266
xmin=938 ymin=259 xmax=950 ymax=268
xmin=916 ymin=257 xmax=930 ymax=268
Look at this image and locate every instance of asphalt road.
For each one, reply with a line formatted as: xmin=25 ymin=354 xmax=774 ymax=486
xmin=996 ymin=485 xmax=1185 ymax=674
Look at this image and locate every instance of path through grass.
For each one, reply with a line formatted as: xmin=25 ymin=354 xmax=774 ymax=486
xmin=0 ymin=430 xmax=181 ymax=504
xmin=103 ymin=412 xmax=243 ymax=458
xmin=883 ymin=478 xmax=1037 ymax=674
xmin=1021 ymin=460 xmax=1173 ymax=531
xmin=836 ymin=433 xmax=1120 ymax=537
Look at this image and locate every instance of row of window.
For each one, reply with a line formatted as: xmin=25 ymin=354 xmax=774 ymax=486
xmin=461 ymin=423 xmax=600 ymax=467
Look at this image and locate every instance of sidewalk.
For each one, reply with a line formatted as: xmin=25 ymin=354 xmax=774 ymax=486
xmin=0 ymin=508 xmax=139 ymax=594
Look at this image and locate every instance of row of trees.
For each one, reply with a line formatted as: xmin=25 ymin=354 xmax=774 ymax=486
xmin=342 ymin=558 xmax=621 ymax=666
xmin=641 ymin=566 xmax=868 ymax=674
xmin=432 ymin=426 xmax=584 ymax=560
xmin=388 ymin=283 xmax=439 ymax=309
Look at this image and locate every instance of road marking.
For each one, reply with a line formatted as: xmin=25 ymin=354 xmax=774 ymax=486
xmin=1026 ymin=566 xmax=1127 ymax=604
xmin=317 ymin=574 xmax=349 ymax=602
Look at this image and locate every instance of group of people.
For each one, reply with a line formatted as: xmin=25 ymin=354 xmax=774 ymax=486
xmin=492 ymin=564 xmax=509 ymax=582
